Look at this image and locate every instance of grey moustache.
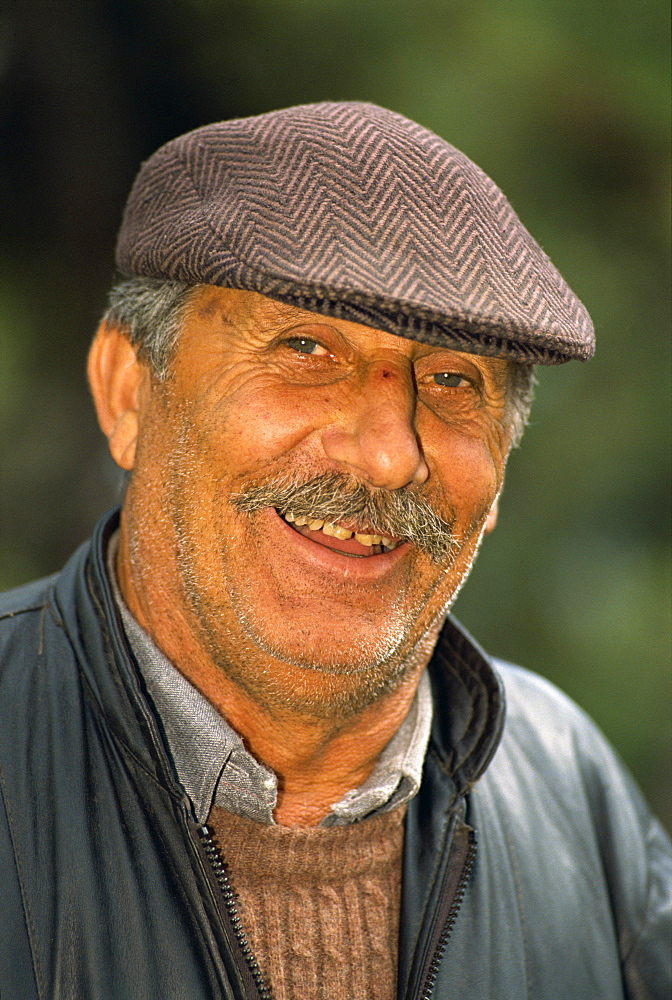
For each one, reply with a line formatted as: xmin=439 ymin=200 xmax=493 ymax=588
xmin=231 ymin=473 xmax=456 ymax=564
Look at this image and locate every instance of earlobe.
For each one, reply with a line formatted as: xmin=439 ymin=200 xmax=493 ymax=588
xmin=87 ymin=323 xmax=145 ymax=471
xmin=484 ymin=499 xmax=499 ymax=535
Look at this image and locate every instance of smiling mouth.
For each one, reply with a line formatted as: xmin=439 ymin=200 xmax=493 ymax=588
xmin=278 ymin=509 xmax=402 ymax=557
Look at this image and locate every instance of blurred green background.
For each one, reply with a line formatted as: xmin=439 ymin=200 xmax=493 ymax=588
xmin=1 ymin=0 xmax=670 ymax=827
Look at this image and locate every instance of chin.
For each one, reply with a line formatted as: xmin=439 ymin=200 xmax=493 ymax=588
xmin=190 ymin=593 xmax=424 ymax=719
xmin=222 ymin=626 xmax=415 ymax=721
xmin=236 ymin=602 xmax=412 ymax=676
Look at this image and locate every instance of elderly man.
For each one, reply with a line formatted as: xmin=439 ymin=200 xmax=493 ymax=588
xmin=1 ymin=102 xmax=670 ymax=1000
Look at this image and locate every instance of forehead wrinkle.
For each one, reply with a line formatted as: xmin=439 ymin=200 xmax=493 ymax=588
xmin=245 ymin=292 xmax=328 ymax=327
xmin=227 ymin=289 xmax=310 ymax=328
xmin=219 ymin=290 xmax=334 ymax=348
xmin=188 ymin=287 xmax=281 ymax=340
xmin=192 ymin=286 xmax=245 ymax=329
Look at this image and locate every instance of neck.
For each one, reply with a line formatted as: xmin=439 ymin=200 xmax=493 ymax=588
xmin=220 ymin=670 xmax=427 ymax=826
xmin=115 ymin=520 xmax=439 ymax=826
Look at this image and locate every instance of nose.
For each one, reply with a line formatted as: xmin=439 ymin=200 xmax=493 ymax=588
xmin=320 ymin=360 xmax=429 ymax=490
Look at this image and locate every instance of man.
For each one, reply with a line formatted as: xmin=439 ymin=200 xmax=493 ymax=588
xmin=0 ymin=102 xmax=669 ymax=1000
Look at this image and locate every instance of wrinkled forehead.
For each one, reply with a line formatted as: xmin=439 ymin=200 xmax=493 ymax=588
xmin=116 ymin=101 xmax=594 ymax=366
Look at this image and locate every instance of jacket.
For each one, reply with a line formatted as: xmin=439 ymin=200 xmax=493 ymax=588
xmin=1 ymin=510 xmax=670 ymax=999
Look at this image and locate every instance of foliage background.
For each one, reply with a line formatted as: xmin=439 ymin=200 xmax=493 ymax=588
xmin=1 ymin=0 xmax=670 ymax=827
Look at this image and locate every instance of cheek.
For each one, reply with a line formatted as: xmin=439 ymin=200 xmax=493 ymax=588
xmin=427 ymin=426 xmax=504 ymax=515
xmin=196 ymin=382 xmax=334 ymax=476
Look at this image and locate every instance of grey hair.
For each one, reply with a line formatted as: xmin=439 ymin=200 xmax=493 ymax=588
xmin=102 ymin=276 xmax=535 ymax=443
xmin=506 ymin=361 xmax=536 ymax=448
xmin=103 ymin=277 xmax=197 ymax=380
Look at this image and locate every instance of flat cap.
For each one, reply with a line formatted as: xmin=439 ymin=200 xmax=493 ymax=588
xmin=116 ymin=101 xmax=594 ymax=364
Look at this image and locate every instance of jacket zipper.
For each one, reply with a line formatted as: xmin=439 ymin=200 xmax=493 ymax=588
xmin=417 ymin=827 xmax=477 ymax=1000
xmin=197 ymin=824 xmax=273 ymax=1000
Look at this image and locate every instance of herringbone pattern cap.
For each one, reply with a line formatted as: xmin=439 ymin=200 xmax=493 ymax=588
xmin=116 ymin=102 xmax=594 ymax=364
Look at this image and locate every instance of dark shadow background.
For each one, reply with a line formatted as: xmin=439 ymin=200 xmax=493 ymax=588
xmin=1 ymin=0 xmax=670 ymax=828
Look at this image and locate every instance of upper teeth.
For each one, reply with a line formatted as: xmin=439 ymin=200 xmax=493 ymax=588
xmin=284 ymin=512 xmax=395 ymax=549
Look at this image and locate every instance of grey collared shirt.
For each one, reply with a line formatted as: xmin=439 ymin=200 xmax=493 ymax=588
xmin=108 ymin=535 xmax=432 ymax=826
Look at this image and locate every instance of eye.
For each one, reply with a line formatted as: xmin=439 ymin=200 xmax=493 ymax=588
xmin=284 ymin=336 xmax=330 ymax=357
xmin=432 ymin=371 xmax=469 ymax=387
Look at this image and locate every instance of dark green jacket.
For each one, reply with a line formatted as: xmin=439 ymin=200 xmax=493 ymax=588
xmin=1 ymin=511 xmax=670 ymax=999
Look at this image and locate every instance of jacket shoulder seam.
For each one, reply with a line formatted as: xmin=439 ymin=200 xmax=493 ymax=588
xmin=0 ymin=571 xmax=62 ymax=621
xmin=0 ymin=602 xmax=48 ymax=622
xmin=0 ymin=586 xmax=66 ymax=662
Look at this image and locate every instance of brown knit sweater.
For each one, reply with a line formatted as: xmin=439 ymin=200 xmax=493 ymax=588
xmin=207 ymin=805 xmax=406 ymax=1000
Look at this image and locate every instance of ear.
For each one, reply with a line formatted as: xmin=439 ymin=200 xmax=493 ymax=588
xmin=483 ymin=498 xmax=499 ymax=535
xmin=87 ymin=323 xmax=146 ymax=470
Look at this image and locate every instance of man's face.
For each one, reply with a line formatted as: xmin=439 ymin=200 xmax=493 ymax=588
xmin=123 ymin=287 xmax=511 ymax=716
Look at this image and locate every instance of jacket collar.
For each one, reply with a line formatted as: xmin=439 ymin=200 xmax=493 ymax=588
xmin=53 ymin=508 xmax=182 ymax=795
xmin=426 ymin=616 xmax=506 ymax=794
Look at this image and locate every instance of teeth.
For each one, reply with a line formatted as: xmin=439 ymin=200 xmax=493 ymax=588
xmin=281 ymin=510 xmax=398 ymax=550
xmin=322 ymin=522 xmax=354 ymax=540
xmin=355 ymin=532 xmax=380 ymax=545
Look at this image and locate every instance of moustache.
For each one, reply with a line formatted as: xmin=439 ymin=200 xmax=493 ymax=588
xmin=231 ymin=472 xmax=457 ymax=565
